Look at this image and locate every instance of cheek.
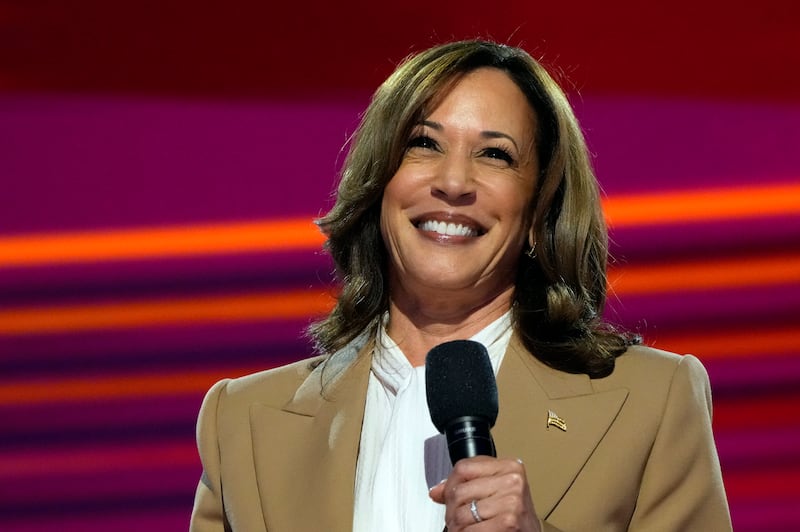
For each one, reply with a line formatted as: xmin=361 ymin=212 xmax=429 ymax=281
xmin=379 ymin=178 xmax=406 ymax=243
xmin=381 ymin=170 xmax=425 ymax=224
xmin=497 ymin=182 xmax=536 ymax=245
xmin=378 ymin=195 xmax=392 ymax=243
xmin=497 ymin=180 xmax=534 ymax=217
xmin=383 ymin=167 xmax=417 ymax=201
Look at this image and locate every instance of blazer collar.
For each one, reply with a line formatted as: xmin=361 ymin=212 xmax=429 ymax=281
xmin=494 ymin=335 xmax=629 ymax=519
xmin=250 ymin=335 xmax=374 ymax=532
xmin=283 ymin=331 xmax=373 ymax=416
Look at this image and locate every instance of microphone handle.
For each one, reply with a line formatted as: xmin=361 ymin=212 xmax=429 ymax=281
xmin=444 ymin=415 xmax=496 ymax=464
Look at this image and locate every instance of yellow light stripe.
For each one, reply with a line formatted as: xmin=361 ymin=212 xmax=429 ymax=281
xmin=0 ymin=289 xmax=336 ymax=335
xmin=0 ymin=217 xmax=326 ymax=267
xmin=604 ymin=182 xmax=800 ymax=227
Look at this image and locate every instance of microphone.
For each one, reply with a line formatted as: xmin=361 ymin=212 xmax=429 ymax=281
xmin=425 ymin=339 xmax=498 ymax=464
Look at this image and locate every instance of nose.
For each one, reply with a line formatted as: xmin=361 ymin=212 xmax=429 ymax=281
xmin=431 ymin=153 xmax=476 ymax=204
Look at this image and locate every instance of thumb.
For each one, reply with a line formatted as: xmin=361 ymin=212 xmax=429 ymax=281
xmin=428 ymin=480 xmax=446 ymax=504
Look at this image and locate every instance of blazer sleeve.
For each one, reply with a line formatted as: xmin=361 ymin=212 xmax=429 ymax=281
xmin=628 ymin=355 xmax=732 ymax=531
xmin=190 ymin=379 xmax=232 ymax=532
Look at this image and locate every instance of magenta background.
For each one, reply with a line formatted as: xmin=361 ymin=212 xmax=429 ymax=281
xmin=2 ymin=2 xmax=800 ymax=530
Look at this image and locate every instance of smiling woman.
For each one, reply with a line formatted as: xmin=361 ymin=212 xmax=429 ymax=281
xmin=378 ymin=68 xmax=538 ymax=365
xmin=190 ymin=40 xmax=733 ymax=532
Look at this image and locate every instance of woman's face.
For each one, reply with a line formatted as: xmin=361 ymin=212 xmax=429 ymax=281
xmin=380 ymin=67 xmax=539 ymax=303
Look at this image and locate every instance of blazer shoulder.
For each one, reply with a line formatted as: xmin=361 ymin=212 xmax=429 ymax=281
xmin=211 ymin=355 xmax=326 ymax=409
xmin=611 ymin=344 xmax=708 ymax=375
xmin=593 ymin=344 xmax=711 ymax=398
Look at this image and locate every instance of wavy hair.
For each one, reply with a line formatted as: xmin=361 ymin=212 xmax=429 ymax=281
xmin=308 ymin=39 xmax=639 ymax=378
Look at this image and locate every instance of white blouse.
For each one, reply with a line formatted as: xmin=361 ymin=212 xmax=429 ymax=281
xmin=352 ymin=312 xmax=513 ymax=532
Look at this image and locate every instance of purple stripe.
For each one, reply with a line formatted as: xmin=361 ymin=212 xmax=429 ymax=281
xmin=5 ymin=509 xmax=192 ymax=532
xmin=716 ymin=426 xmax=800 ymax=470
xmin=606 ymin=284 xmax=800 ymax=332
xmin=732 ymin=500 xmax=800 ymax=532
xmin=3 ymin=95 xmax=800 ymax=234
xmin=0 ymin=320 xmax=313 ymax=377
xmin=0 ymin=95 xmax=364 ymax=234
xmin=704 ymin=355 xmax=800 ymax=396
xmin=0 ymin=249 xmax=334 ymax=306
xmin=0 ymin=396 xmax=201 ymax=447
xmin=572 ymin=96 xmax=800 ymax=194
xmin=0 ymin=465 xmax=198 ymax=519
xmin=609 ymin=214 xmax=800 ymax=263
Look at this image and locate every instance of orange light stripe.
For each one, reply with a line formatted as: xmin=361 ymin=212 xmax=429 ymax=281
xmin=0 ymin=289 xmax=336 ymax=335
xmin=647 ymin=325 xmax=799 ymax=359
xmin=0 ymin=183 xmax=797 ymax=269
xmin=604 ymin=182 xmax=800 ymax=227
xmin=608 ymin=253 xmax=800 ymax=295
xmin=0 ymin=217 xmax=326 ymax=267
xmin=0 ymin=366 xmax=266 ymax=405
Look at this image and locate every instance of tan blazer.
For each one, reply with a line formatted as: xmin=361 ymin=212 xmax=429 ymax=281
xmin=190 ymin=335 xmax=732 ymax=531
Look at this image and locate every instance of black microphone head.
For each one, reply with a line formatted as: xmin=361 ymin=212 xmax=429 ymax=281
xmin=425 ymin=339 xmax=498 ymax=433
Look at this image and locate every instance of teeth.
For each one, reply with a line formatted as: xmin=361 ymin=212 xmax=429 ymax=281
xmin=419 ymin=220 xmax=477 ymax=237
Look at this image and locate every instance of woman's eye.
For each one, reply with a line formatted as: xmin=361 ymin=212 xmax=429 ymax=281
xmin=407 ymin=135 xmax=437 ymax=150
xmin=483 ymin=147 xmax=515 ymax=164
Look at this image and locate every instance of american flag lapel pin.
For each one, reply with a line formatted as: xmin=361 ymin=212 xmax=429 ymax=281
xmin=547 ymin=409 xmax=567 ymax=432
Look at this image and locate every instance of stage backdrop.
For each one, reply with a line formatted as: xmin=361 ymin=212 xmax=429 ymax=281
xmin=1 ymin=1 xmax=799 ymax=530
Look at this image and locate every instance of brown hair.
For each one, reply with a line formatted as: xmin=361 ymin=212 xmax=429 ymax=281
xmin=309 ymin=39 xmax=639 ymax=378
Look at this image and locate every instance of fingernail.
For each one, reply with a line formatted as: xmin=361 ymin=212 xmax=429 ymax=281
xmin=430 ymin=478 xmax=446 ymax=490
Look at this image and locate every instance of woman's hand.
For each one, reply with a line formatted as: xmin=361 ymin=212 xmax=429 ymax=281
xmin=428 ymin=456 xmax=541 ymax=531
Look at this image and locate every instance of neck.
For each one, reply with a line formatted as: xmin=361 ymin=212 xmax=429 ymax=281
xmin=385 ymin=284 xmax=514 ymax=366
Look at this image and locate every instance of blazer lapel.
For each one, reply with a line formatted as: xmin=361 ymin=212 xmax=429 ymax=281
xmin=249 ymin=339 xmax=373 ymax=531
xmin=494 ymin=337 xmax=628 ymax=519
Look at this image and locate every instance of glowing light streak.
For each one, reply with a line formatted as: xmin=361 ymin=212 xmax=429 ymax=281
xmin=604 ymin=182 xmax=800 ymax=227
xmin=0 ymin=218 xmax=325 ymax=267
xmin=0 ymin=183 xmax=796 ymax=268
xmin=0 ymin=289 xmax=336 ymax=334
xmin=608 ymin=253 xmax=800 ymax=295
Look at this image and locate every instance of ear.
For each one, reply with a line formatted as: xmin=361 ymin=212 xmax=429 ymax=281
xmin=527 ymin=225 xmax=536 ymax=249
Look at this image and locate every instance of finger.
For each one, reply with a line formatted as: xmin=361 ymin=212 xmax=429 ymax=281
xmin=450 ymin=493 xmax=535 ymax=532
xmin=448 ymin=497 xmax=494 ymax=531
xmin=444 ymin=498 xmax=481 ymax=531
xmin=450 ymin=456 xmax=526 ymax=484
xmin=449 ymin=455 xmax=499 ymax=482
xmin=466 ymin=498 xmax=488 ymax=526
xmin=429 ymin=480 xmax=446 ymax=504
xmin=443 ymin=476 xmax=513 ymax=526
xmin=446 ymin=458 xmax=528 ymax=507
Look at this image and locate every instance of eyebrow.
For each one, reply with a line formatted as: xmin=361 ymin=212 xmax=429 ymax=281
xmin=419 ymin=120 xmax=520 ymax=152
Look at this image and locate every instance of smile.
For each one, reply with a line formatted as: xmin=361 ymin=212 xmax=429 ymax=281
xmin=415 ymin=219 xmax=484 ymax=237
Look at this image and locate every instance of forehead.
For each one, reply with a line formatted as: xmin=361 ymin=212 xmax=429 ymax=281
xmin=423 ymin=67 xmax=537 ymax=134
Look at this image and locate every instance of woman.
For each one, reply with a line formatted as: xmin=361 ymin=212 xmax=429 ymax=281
xmin=190 ymin=40 xmax=732 ymax=531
